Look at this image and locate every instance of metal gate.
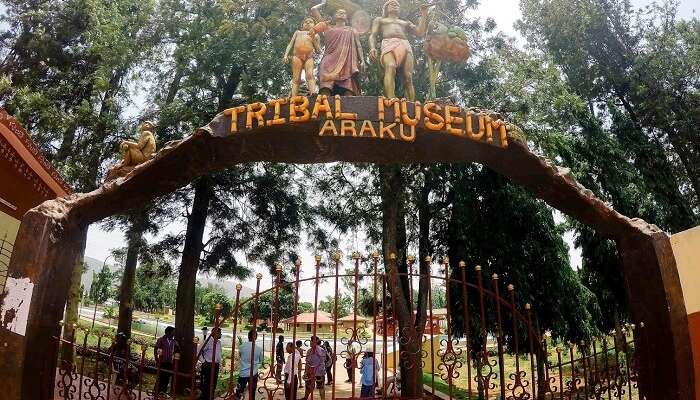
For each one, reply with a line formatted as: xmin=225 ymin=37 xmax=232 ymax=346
xmin=54 ymin=254 xmax=648 ymax=399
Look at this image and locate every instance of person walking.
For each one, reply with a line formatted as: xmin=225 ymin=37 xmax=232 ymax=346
xmin=235 ymin=330 xmax=264 ymax=400
xmin=200 ymin=327 xmax=223 ymax=400
xmin=359 ymin=352 xmax=380 ymax=398
xmin=323 ymin=341 xmax=334 ymax=384
xmin=284 ymin=342 xmax=300 ymax=400
xmin=302 ymin=336 xmax=327 ymax=400
xmin=154 ymin=326 xmax=179 ymax=394
xmin=276 ymin=335 xmax=286 ymax=382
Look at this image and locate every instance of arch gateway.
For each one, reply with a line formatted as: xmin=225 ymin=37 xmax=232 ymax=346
xmin=0 ymin=95 xmax=695 ymax=399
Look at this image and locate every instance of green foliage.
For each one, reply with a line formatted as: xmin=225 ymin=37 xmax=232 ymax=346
xmin=240 ymin=289 xmax=301 ymax=321
xmin=318 ymin=294 xmax=353 ymax=318
xmin=443 ymin=166 xmax=597 ymax=342
xmin=0 ymin=0 xmax=158 ymax=191
xmin=103 ymin=306 xmax=118 ymax=320
xmin=430 ymin=286 xmax=447 ymax=309
xmin=198 ymin=290 xmax=234 ymax=324
xmin=88 ymin=265 xmax=116 ymax=304
xmin=133 ymin=260 xmax=177 ymax=313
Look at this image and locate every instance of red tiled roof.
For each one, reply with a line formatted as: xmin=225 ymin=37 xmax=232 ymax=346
xmin=283 ymin=311 xmax=335 ymax=324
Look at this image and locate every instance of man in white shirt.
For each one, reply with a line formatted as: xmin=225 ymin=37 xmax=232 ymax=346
xmin=200 ymin=327 xmax=223 ymax=400
xmin=235 ymin=330 xmax=264 ymax=400
xmin=283 ymin=342 xmax=300 ymax=400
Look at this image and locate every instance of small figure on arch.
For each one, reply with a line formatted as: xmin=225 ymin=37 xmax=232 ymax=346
xmin=284 ymin=16 xmax=321 ymax=96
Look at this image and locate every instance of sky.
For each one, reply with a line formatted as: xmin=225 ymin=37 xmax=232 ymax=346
xmin=2 ymin=0 xmax=697 ymax=299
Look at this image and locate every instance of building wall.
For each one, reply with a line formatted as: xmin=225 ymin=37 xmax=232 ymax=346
xmin=337 ymin=321 xmax=368 ymax=330
xmin=386 ymin=336 xmax=440 ymax=375
xmin=0 ymin=210 xmax=20 ymax=289
xmin=670 ymin=226 xmax=700 ymax=400
xmin=284 ymin=322 xmax=335 ymax=334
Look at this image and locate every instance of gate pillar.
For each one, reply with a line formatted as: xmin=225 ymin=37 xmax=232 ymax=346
xmin=0 ymin=201 xmax=85 ymax=400
xmin=618 ymin=223 xmax=695 ymax=400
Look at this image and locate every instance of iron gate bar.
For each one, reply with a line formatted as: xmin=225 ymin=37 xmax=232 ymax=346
xmin=492 ymin=273 xmax=507 ymax=400
xmin=458 ymin=262 xmax=473 ymax=398
xmin=439 ymin=258 xmax=455 ymax=400
xmin=352 ymin=253 xmax=360 ymax=400
xmin=311 ymin=256 xmax=321 ymax=400
xmin=389 ymin=254 xmax=400 ymax=398
xmin=425 ymin=256 xmax=436 ymax=397
xmin=332 ymin=255 xmax=340 ymax=400
xmin=370 ymin=253 xmax=379 ymax=400
xmin=381 ymin=263 xmax=389 ymax=397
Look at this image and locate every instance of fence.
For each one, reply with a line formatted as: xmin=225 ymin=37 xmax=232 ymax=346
xmin=0 ymin=235 xmax=13 ymax=291
xmin=53 ymin=255 xmax=649 ymax=400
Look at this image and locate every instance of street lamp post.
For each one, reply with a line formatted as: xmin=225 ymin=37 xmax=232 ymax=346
xmin=91 ymin=254 xmax=114 ymax=330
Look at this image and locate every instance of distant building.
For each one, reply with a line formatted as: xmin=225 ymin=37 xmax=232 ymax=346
xmin=282 ymin=311 xmax=335 ymax=334
xmin=375 ymin=312 xmax=442 ymax=336
xmin=431 ymin=308 xmax=448 ymax=330
xmin=336 ymin=314 xmax=369 ymax=330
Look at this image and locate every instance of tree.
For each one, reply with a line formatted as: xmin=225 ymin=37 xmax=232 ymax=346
xmin=241 ymin=289 xmax=302 ymax=323
xmin=319 ymin=294 xmax=353 ymax=319
xmin=1 ymin=0 xmax=160 ymax=360
xmin=517 ymin=0 xmax=699 ymax=230
xmin=133 ymin=260 xmax=177 ymax=313
xmin=198 ymin=290 xmax=234 ymax=324
xmin=145 ymin=0 xmax=315 ymax=377
xmin=89 ymin=265 xmax=116 ymax=304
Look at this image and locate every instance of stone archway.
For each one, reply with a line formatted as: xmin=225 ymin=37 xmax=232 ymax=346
xmin=0 ymin=96 xmax=694 ymax=399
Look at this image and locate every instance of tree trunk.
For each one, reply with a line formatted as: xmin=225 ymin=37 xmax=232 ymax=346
xmin=60 ymin=229 xmax=88 ymax=363
xmin=117 ymin=228 xmax=142 ymax=337
xmin=175 ymin=177 xmax=213 ymax=378
xmin=380 ymin=165 xmax=423 ymax=399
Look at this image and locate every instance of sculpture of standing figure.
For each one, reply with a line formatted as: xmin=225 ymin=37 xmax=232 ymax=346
xmin=369 ymin=0 xmax=430 ymax=101
xmin=310 ymin=1 xmax=366 ymax=96
xmin=284 ymin=17 xmax=322 ymax=96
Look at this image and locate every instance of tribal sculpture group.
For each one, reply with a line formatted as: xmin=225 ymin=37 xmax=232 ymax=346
xmin=108 ymin=0 xmax=468 ymax=180
xmin=285 ymin=0 xmax=467 ymax=101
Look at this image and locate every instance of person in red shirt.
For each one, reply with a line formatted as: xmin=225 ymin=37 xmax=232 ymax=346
xmin=154 ymin=326 xmax=179 ymax=394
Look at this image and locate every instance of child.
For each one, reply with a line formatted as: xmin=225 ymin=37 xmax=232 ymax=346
xmin=283 ymin=17 xmax=321 ymax=96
